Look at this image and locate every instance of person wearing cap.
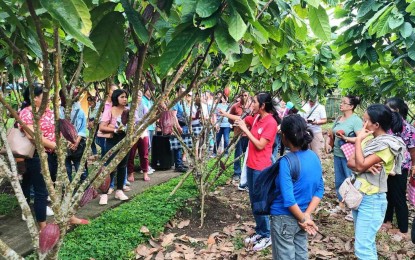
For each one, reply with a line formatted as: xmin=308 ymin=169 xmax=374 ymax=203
xmin=299 ymin=97 xmax=327 ymax=159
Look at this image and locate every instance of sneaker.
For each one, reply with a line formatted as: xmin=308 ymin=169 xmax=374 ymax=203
xmin=123 ymin=185 xmax=131 ymax=192
xmin=99 ymin=194 xmax=108 ymax=205
xmin=253 ymin=237 xmax=271 ymax=251
xmin=115 ymin=190 xmax=129 ymax=201
xmin=107 ymin=188 xmax=114 ymax=195
xmin=232 ymin=175 xmax=240 ymax=182
xmin=46 ymin=206 xmax=54 ymax=216
xmin=175 ymin=167 xmax=187 ymax=173
xmin=244 ymin=233 xmax=262 ymax=245
xmin=238 ymin=184 xmax=249 ymax=192
xmin=22 ymin=214 xmax=27 ymax=221
xmin=125 ymin=180 xmax=131 ymax=186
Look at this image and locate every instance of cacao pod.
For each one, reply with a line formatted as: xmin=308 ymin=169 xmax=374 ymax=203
xmin=125 ymin=55 xmax=138 ymax=80
xmin=99 ymin=176 xmax=111 ymax=193
xmin=224 ymin=87 xmax=230 ymax=97
xmin=220 ymin=160 xmax=226 ymax=171
xmin=39 ymin=223 xmax=60 ymax=254
xmin=80 ymin=187 xmax=96 ymax=207
xmin=59 ymin=119 xmax=78 ymax=144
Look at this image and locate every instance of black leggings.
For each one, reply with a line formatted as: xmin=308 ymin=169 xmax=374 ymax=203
xmin=384 ymin=169 xmax=409 ymax=233
xmin=105 ymin=134 xmax=129 ymax=190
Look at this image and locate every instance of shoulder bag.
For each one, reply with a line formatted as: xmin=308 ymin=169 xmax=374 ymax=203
xmin=0 ymin=128 xmax=35 ymax=158
xmin=339 ymin=176 xmax=363 ymax=210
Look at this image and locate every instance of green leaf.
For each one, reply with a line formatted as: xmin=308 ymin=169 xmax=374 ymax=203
xmin=357 ymin=41 xmax=367 ymax=58
xmin=259 ymin=49 xmax=271 ymax=68
xmin=39 ymin=0 xmax=95 ymax=50
xmin=293 ymin=5 xmax=308 ymax=19
xmin=158 ymin=27 xmax=209 ymax=78
xmin=304 ymin=0 xmax=321 ymax=9
xmin=408 ymin=45 xmax=415 ymax=61
xmin=272 ymin=79 xmax=283 ymax=91
xmin=388 ymin=14 xmax=404 ymax=30
xmin=230 ymin=53 xmax=253 ymax=73
xmin=400 ymin=22 xmax=413 ymax=39
xmin=362 ymin=4 xmax=392 ymax=35
xmin=199 ymin=13 xmax=219 ymax=29
xmin=196 ymin=0 xmax=221 ymax=18
xmin=120 ymin=0 xmax=149 ymax=43
xmin=357 ymin=0 xmax=375 ymax=21
xmin=83 ymin=12 xmax=125 ymax=82
xmin=0 ymin=1 xmax=26 ymax=36
xmin=308 ymin=5 xmax=331 ymax=41
xmin=90 ymin=2 xmax=118 ymax=29
xmin=232 ymin=0 xmax=255 ymax=20
xmin=215 ymin=24 xmax=240 ymax=56
xmin=366 ymin=47 xmax=378 ymax=63
xmin=406 ymin=1 xmax=415 ymax=16
xmin=372 ymin=7 xmax=393 ymax=37
xmin=226 ymin=6 xmax=247 ymax=41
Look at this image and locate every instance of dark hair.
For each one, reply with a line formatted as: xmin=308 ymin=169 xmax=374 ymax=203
xmin=366 ymin=104 xmax=403 ymax=135
xmin=111 ymin=89 xmax=128 ymax=106
xmin=385 ymin=97 xmax=408 ymax=119
xmin=22 ymin=84 xmax=43 ymax=109
xmin=144 ymin=81 xmax=155 ymax=92
xmin=346 ymin=95 xmax=361 ymax=111
xmin=256 ymin=92 xmax=281 ymax=124
xmin=281 ymin=114 xmax=313 ymax=150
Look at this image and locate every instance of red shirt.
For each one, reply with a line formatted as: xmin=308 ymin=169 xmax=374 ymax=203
xmin=245 ymin=114 xmax=277 ymax=170
xmin=19 ymin=107 xmax=56 ymax=153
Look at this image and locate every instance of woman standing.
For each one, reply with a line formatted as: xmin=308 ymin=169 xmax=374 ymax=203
xmin=98 ymin=89 xmax=130 ymax=205
xmin=20 ymin=85 xmax=88 ymax=229
xmin=270 ymin=114 xmax=324 ymax=259
xmin=347 ymin=104 xmax=406 ymax=260
xmin=325 ymin=95 xmax=362 ymax=221
xmin=127 ymin=90 xmax=150 ymax=182
xmin=220 ymin=92 xmax=278 ymax=251
xmin=213 ymin=93 xmax=231 ymax=156
xmin=381 ymin=98 xmax=415 ymax=239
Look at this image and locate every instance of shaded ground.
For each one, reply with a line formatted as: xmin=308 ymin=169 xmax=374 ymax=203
xmin=134 ymin=154 xmax=415 ymax=260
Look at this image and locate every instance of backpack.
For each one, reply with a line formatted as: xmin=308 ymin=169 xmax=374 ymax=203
xmin=252 ymin=152 xmax=300 ymax=215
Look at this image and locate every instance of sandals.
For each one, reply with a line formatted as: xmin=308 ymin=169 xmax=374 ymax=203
xmin=344 ymin=212 xmax=353 ymax=222
xmin=143 ymin=176 xmax=150 ymax=182
xmin=127 ymin=173 xmax=135 ymax=182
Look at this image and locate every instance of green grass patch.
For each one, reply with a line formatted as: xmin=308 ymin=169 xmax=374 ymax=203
xmin=0 ymin=193 xmax=19 ymax=215
xmin=59 ymin=160 xmax=232 ymax=259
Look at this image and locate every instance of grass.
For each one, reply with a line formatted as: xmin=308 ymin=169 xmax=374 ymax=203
xmin=0 ymin=193 xmax=19 ymax=216
xmin=59 ymin=160 xmax=232 ymax=260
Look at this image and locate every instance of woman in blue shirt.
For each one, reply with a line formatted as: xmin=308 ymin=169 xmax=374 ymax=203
xmin=270 ymin=114 xmax=324 ymax=260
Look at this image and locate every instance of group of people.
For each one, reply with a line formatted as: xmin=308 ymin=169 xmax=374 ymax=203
xmin=12 ymin=82 xmax=414 ymax=259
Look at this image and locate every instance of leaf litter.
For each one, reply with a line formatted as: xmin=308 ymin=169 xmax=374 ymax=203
xmin=134 ymin=154 xmax=414 ymax=259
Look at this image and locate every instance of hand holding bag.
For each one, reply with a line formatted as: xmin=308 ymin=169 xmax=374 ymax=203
xmin=0 ymin=128 xmax=35 ymax=158
xmin=339 ymin=177 xmax=363 ymax=210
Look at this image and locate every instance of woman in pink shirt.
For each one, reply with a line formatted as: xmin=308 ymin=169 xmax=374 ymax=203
xmin=220 ymin=92 xmax=279 ymax=251
xmin=98 ymin=89 xmax=130 ymax=205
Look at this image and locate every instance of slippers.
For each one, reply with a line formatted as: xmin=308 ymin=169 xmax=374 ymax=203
xmin=143 ymin=176 xmax=150 ymax=182
xmin=344 ymin=213 xmax=353 ymax=222
xmin=127 ymin=173 xmax=135 ymax=182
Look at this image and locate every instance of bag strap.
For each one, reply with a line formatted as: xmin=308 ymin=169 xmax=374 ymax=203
xmin=284 ymin=152 xmax=301 ymax=182
xmin=71 ymin=109 xmax=80 ymax=125
xmin=306 ymin=104 xmax=319 ymax=119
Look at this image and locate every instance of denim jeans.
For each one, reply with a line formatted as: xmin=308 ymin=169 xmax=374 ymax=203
xmin=234 ymin=136 xmax=249 ymax=176
xmin=148 ymin=130 xmax=154 ymax=152
xmin=22 ymin=152 xmax=57 ymax=222
xmin=334 ymin=155 xmax=352 ymax=201
xmin=270 ymin=215 xmax=308 ymax=260
xmin=352 ymin=193 xmax=387 ymax=260
xmin=213 ymin=127 xmax=231 ymax=155
xmin=105 ymin=134 xmax=129 ymax=190
xmin=247 ymin=167 xmax=270 ymax=237
xmin=271 ymin=133 xmax=281 ymax=163
xmin=95 ymin=136 xmax=106 ymax=157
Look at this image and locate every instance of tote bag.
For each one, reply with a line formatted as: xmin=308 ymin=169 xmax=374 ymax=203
xmin=0 ymin=128 xmax=35 ymax=158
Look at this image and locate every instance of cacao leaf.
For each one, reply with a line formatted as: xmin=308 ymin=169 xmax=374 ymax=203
xmin=121 ymin=0 xmax=150 ymax=43
xmin=308 ymin=5 xmax=331 ymax=41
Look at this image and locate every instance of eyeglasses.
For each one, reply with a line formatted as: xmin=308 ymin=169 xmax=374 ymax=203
xmin=340 ymin=101 xmax=352 ymax=105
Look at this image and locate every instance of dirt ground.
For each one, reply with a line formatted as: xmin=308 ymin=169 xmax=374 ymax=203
xmin=134 ymin=154 xmax=415 ymax=260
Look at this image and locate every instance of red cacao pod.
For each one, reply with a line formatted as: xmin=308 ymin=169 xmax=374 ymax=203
xmin=224 ymin=87 xmax=230 ymax=97
xmin=99 ymin=176 xmax=111 ymax=193
xmin=39 ymin=223 xmax=60 ymax=254
xmin=59 ymin=119 xmax=78 ymax=144
xmin=80 ymin=187 xmax=96 ymax=207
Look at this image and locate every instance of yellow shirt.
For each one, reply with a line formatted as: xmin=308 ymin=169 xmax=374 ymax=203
xmin=356 ymin=136 xmax=394 ymax=195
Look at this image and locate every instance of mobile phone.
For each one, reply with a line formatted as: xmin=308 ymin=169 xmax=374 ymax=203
xmin=307 ymin=119 xmax=314 ymax=123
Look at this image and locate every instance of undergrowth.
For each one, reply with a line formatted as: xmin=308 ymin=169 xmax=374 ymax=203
xmin=0 ymin=193 xmax=19 ymax=215
xmin=59 ymin=160 xmax=232 ymax=259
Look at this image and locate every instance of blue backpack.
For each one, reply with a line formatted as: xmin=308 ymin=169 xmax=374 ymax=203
xmin=252 ymin=152 xmax=300 ymax=215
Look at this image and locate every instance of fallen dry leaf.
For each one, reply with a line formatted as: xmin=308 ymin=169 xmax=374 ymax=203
xmin=207 ymin=236 xmax=215 ymax=245
xmin=135 ymin=244 xmax=150 ymax=257
xmin=161 ymin=233 xmax=176 ymax=247
xmin=344 ymin=240 xmax=353 ymax=251
xmin=140 ymin=226 xmax=150 ymax=235
xmin=177 ymin=219 xmax=190 ymax=229
xmin=170 ymin=251 xmax=182 ymax=259
xmin=154 ymin=251 xmax=164 ymax=260
xmin=149 ymin=239 xmax=161 ymax=249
